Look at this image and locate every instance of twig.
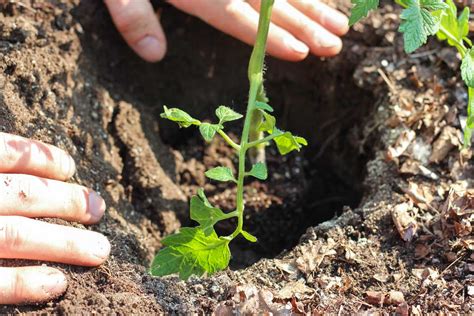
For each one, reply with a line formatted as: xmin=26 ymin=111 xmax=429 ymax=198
xmin=439 ymin=253 xmax=465 ymax=278
xmin=377 ymin=68 xmax=397 ymax=92
xmin=7 ymin=0 xmax=36 ymax=12
xmin=408 ymin=49 xmax=438 ymax=59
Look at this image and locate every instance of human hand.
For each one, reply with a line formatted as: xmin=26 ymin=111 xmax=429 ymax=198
xmin=0 ymin=133 xmax=110 ymax=305
xmin=105 ymin=0 xmax=349 ymax=62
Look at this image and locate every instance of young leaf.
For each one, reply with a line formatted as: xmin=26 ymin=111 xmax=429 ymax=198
xmin=161 ymin=106 xmax=200 ymax=128
xmin=241 ymin=230 xmax=257 ymax=243
xmin=199 ymin=123 xmax=222 ymax=142
xmin=190 ymin=189 xmax=227 ymax=235
xmin=458 ymin=7 xmax=470 ymax=38
xmin=274 ymin=132 xmax=308 ymax=155
xmin=294 ymin=136 xmax=309 ymax=146
xmin=205 ymin=166 xmax=237 ymax=182
xmin=255 ymin=101 xmax=274 ymax=112
xmin=258 ymin=111 xmax=276 ymax=133
xmin=215 ymin=106 xmax=243 ymax=124
xmin=349 ymin=0 xmax=379 ymax=26
xmin=197 ymin=189 xmax=213 ymax=208
xmin=461 ymin=49 xmax=474 ymax=88
xmin=399 ymin=0 xmax=448 ymax=53
xmin=435 ymin=0 xmax=470 ymax=47
xmin=150 ymin=227 xmax=230 ymax=280
xmin=435 ymin=0 xmax=457 ymax=43
xmin=247 ymin=162 xmax=268 ymax=180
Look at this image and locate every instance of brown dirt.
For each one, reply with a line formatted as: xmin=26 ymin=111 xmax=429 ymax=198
xmin=0 ymin=0 xmax=472 ymax=314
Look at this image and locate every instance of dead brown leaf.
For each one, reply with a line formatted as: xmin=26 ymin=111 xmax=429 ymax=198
xmin=231 ymin=285 xmax=293 ymax=315
xmin=373 ymin=273 xmax=390 ymax=283
xmin=366 ymin=291 xmax=385 ymax=306
xmin=387 ymin=129 xmax=416 ymax=161
xmin=392 ymin=203 xmax=418 ymax=242
xmin=276 ymin=281 xmax=314 ymax=300
xmin=429 ymin=126 xmax=461 ymax=163
xmin=295 ymin=239 xmax=336 ymax=275
xmin=414 ymin=243 xmax=431 ymax=259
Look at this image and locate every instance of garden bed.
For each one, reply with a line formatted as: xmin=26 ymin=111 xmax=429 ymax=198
xmin=0 ymin=0 xmax=472 ymax=314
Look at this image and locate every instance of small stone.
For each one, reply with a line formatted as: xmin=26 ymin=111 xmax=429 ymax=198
xmin=386 ymin=291 xmax=405 ymax=305
xmin=468 ymin=285 xmax=474 ymax=297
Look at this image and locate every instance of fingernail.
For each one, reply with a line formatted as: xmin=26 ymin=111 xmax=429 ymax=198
xmin=317 ymin=33 xmax=341 ymax=48
xmin=90 ymin=234 xmax=111 ymax=261
xmin=42 ymin=271 xmax=67 ymax=296
xmin=285 ymin=37 xmax=309 ymax=54
xmin=88 ymin=191 xmax=106 ymax=220
xmin=136 ymin=35 xmax=163 ymax=60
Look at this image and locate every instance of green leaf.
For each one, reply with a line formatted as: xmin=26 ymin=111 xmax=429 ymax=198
xmin=160 ymin=106 xmax=200 ymax=128
xmin=349 ymin=0 xmax=379 ymax=26
xmin=197 ymin=189 xmax=213 ymax=208
xmin=247 ymin=162 xmax=268 ymax=180
xmin=435 ymin=0 xmax=470 ymax=48
xmin=255 ymin=101 xmax=274 ymax=112
xmin=199 ymin=123 xmax=222 ymax=142
xmin=462 ymin=49 xmax=474 ymax=88
xmin=399 ymin=0 xmax=447 ymax=53
xmin=150 ymin=227 xmax=230 ymax=280
xmin=274 ymin=131 xmax=308 ymax=155
xmin=190 ymin=189 xmax=227 ymax=236
xmin=435 ymin=0 xmax=457 ymax=43
xmin=395 ymin=0 xmax=411 ymax=7
xmin=458 ymin=7 xmax=470 ymax=38
xmin=258 ymin=111 xmax=276 ymax=133
xmin=205 ymin=166 xmax=236 ymax=182
xmin=241 ymin=230 xmax=257 ymax=243
xmin=215 ymin=106 xmax=243 ymax=124
xmin=294 ymin=136 xmax=308 ymax=146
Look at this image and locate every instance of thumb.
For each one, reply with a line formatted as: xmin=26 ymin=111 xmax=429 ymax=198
xmin=105 ymin=0 xmax=167 ymax=62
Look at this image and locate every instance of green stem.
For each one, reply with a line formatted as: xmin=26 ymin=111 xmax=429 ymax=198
xmin=438 ymin=25 xmax=467 ymax=57
xmin=217 ymin=130 xmax=241 ymax=151
xmin=246 ymin=132 xmax=280 ymax=149
xmin=229 ymin=0 xmax=274 ymax=240
xmin=247 ymin=1 xmax=274 ymax=164
xmin=221 ymin=210 xmax=239 ymax=220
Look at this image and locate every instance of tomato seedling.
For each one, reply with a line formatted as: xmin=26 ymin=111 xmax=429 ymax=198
xmin=350 ymin=0 xmax=474 ymax=145
xmin=150 ymin=0 xmax=307 ymax=280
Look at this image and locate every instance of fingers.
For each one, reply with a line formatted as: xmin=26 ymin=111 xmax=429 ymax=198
xmin=105 ymin=0 xmax=167 ymax=62
xmin=0 ymin=216 xmax=110 ymax=266
xmin=248 ymin=0 xmax=343 ymax=57
xmin=169 ymin=0 xmax=310 ymax=61
xmin=0 ymin=133 xmax=75 ymax=181
xmin=0 ymin=266 xmax=67 ymax=305
xmin=0 ymin=174 xmax=106 ymax=224
xmin=288 ymin=0 xmax=349 ymax=36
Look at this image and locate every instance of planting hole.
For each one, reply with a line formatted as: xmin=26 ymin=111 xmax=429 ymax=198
xmin=77 ymin=4 xmax=377 ymax=270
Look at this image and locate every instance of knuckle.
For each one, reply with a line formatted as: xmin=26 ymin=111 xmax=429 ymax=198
xmin=0 ymin=217 xmax=25 ymax=252
xmin=64 ymin=238 xmax=80 ymax=256
xmin=0 ymin=134 xmax=20 ymax=168
xmin=297 ymin=19 xmax=315 ymax=37
xmin=113 ymin=6 xmax=151 ymax=35
xmin=11 ymin=176 xmax=34 ymax=209
xmin=12 ymin=269 xmax=26 ymax=302
xmin=224 ymin=1 xmax=242 ymax=19
xmin=67 ymin=185 xmax=88 ymax=218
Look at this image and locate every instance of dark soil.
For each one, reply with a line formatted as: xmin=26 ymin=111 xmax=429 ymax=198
xmin=0 ymin=0 xmax=472 ymax=314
